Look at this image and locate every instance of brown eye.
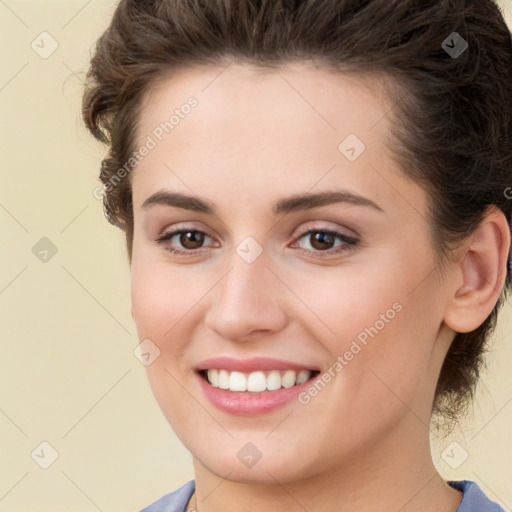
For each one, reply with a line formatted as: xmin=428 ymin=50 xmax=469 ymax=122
xmin=293 ymin=228 xmax=358 ymax=257
xmin=308 ymin=231 xmax=336 ymax=251
xmin=155 ymin=229 xmax=215 ymax=256
xmin=179 ymin=231 xmax=205 ymax=249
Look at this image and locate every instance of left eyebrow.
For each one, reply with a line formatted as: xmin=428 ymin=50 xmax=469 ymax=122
xmin=272 ymin=190 xmax=383 ymax=215
xmin=140 ymin=189 xmax=383 ymax=215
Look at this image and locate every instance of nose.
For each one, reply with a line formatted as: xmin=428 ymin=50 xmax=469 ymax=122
xmin=204 ymin=251 xmax=289 ymax=342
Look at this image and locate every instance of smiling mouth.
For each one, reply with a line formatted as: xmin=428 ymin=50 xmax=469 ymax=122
xmin=200 ymin=369 xmax=321 ymax=393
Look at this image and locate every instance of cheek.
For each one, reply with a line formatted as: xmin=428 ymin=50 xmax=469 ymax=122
xmin=284 ymin=259 xmax=405 ymax=352
xmin=297 ymin=251 xmax=440 ymax=408
xmin=130 ymin=255 xmax=195 ymax=401
xmin=130 ymin=254 xmax=200 ymax=342
xmin=130 ymin=256 xmax=199 ymax=436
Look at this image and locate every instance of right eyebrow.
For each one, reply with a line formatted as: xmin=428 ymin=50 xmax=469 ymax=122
xmin=141 ymin=191 xmax=214 ymax=214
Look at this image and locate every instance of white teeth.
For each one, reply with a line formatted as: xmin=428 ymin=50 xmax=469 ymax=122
xmin=296 ymin=370 xmax=310 ymax=385
xmin=218 ymin=369 xmax=229 ymax=389
xmin=281 ymin=370 xmax=296 ymax=388
xmin=205 ymin=369 xmax=314 ymax=392
xmin=247 ymin=371 xmax=267 ymax=392
xmin=229 ymin=371 xmax=247 ymax=391
xmin=208 ymin=369 xmax=219 ymax=387
xmin=267 ymin=370 xmax=281 ymax=391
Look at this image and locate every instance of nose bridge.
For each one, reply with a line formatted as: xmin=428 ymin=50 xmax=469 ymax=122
xmin=204 ymin=246 xmax=287 ymax=340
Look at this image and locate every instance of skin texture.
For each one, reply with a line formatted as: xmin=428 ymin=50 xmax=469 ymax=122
xmin=129 ymin=62 xmax=509 ymax=512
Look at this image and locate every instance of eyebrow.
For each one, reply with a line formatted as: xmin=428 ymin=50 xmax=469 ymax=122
xmin=141 ymin=189 xmax=384 ymax=216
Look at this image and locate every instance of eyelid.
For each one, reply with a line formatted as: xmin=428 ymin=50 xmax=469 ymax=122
xmin=292 ymin=221 xmax=359 ymax=241
xmin=156 ymin=222 xmax=217 ymax=241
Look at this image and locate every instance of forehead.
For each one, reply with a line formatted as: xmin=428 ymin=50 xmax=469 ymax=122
xmin=131 ymin=62 xmax=424 ymax=216
xmin=138 ymin=61 xmax=392 ymax=142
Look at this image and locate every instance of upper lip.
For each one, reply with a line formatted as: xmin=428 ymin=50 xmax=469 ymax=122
xmin=196 ymin=357 xmax=320 ymax=373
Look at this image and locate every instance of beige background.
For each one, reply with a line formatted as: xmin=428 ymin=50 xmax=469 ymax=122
xmin=0 ymin=1 xmax=511 ymax=511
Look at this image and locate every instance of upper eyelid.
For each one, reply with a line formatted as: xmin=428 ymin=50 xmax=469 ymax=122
xmin=158 ymin=222 xmax=355 ymax=238
xmin=294 ymin=223 xmax=357 ymax=238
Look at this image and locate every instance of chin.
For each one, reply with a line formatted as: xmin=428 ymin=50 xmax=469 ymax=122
xmin=190 ymin=439 xmax=321 ymax=485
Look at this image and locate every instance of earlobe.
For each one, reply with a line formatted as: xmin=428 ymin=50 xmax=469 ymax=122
xmin=444 ymin=208 xmax=510 ymax=334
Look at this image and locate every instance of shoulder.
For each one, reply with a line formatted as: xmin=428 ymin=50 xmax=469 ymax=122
xmin=448 ymin=480 xmax=506 ymax=512
xmin=139 ymin=480 xmax=195 ymax=512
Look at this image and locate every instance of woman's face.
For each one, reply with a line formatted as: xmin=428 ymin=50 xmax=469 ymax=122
xmin=130 ymin=62 xmax=454 ymax=483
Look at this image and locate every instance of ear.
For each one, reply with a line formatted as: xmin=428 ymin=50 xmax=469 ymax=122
xmin=443 ymin=207 xmax=511 ymax=333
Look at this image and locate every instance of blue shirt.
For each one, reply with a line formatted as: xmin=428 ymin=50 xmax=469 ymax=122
xmin=139 ymin=479 xmax=506 ymax=512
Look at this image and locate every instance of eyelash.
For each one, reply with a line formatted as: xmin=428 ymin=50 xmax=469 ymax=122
xmin=154 ymin=226 xmax=359 ymax=259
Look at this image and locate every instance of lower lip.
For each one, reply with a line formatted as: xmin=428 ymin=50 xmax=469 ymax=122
xmin=196 ymin=372 xmax=318 ymax=416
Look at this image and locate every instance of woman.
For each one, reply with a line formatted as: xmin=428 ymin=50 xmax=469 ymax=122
xmin=81 ymin=1 xmax=512 ymax=511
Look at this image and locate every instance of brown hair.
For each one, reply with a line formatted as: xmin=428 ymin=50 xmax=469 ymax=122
xmin=82 ymin=0 xmax=512 ymax=428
